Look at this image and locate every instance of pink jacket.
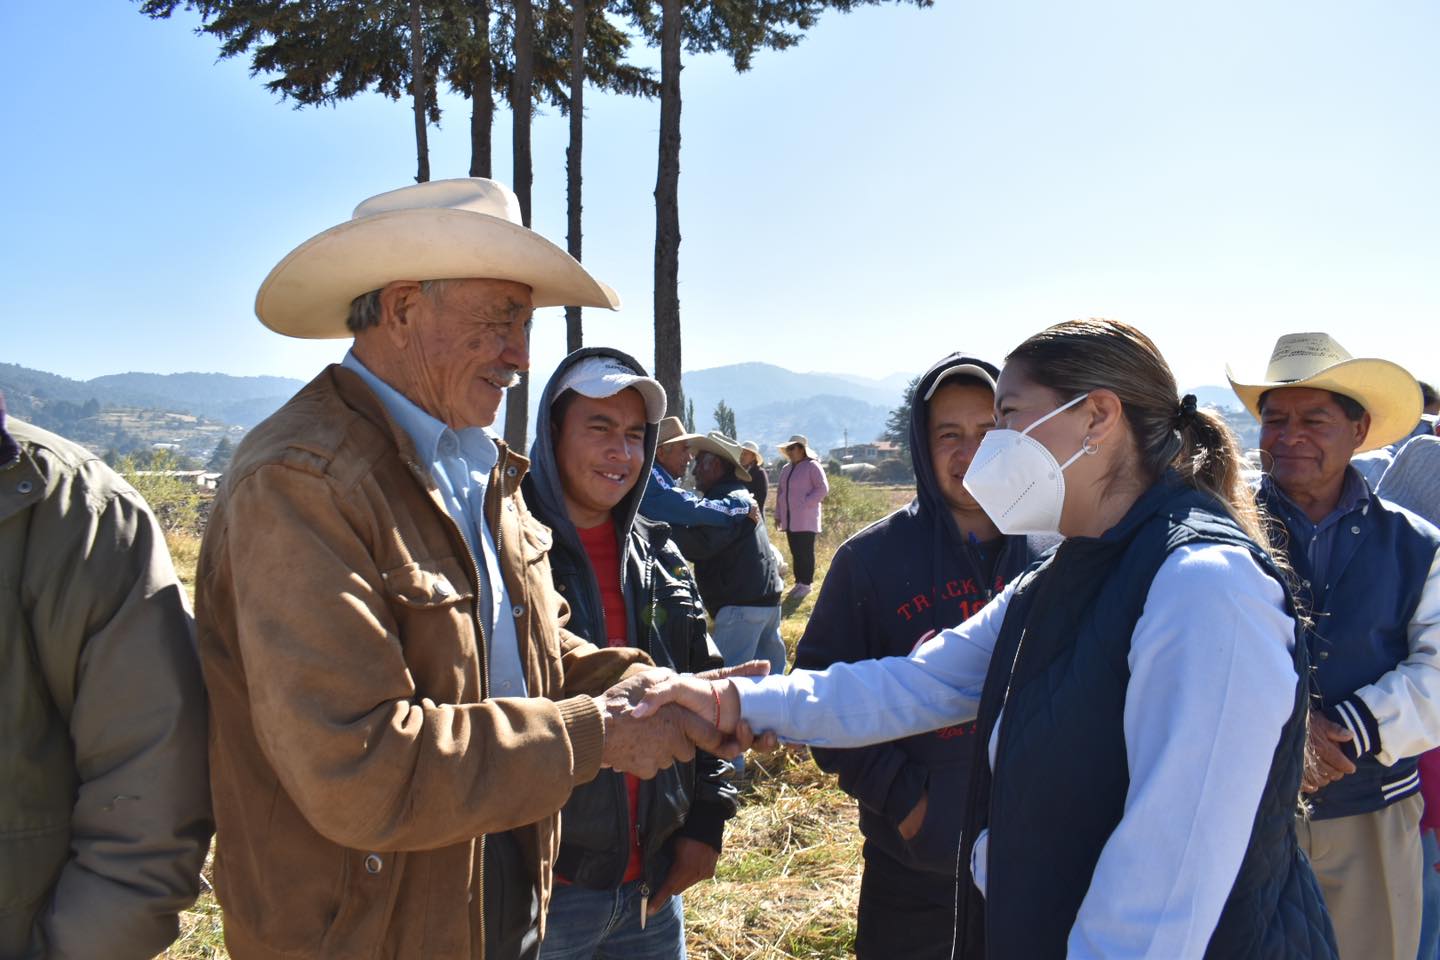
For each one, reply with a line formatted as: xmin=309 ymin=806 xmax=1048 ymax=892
xmin=1420 ymin=748 xmax=1440 ymax=832
xmin=776 ymin=458 xmax=829 ymax=533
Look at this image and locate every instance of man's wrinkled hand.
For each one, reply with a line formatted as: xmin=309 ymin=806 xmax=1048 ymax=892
xmin=695 ymin=660 xmax=770 ymax=684
xmin=595 ymin=669 xmax=725 ymax=778
xmin=1302 ymin=709 xmax=1357 ymax=794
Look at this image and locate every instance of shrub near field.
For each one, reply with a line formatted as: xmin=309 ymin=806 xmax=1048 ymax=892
xmin=159 ymin=477 xmax=912 ymax=960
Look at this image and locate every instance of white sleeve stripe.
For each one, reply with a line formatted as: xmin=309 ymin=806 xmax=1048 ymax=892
xmin=1382 ymin=771 xmax=1421 ymax=799
xmin=1336 ymin=699 xmax=1370 ymax=756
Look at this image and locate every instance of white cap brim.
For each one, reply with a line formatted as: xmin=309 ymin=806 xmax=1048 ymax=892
xmin=556 ymin=357 xmax=668 ymax=422
xmin=923 ymin=364 xmax=997 ymax=401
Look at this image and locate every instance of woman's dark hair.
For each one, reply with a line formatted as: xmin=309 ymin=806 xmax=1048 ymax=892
xmin=1006 ymin=318 xmax=1273 ymax=552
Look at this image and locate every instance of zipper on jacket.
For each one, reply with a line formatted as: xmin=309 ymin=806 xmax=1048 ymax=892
xmin=404 ymin=452 xmax=497 ymax=957
xmin=639 ymin=880 xmax=651 ymax=930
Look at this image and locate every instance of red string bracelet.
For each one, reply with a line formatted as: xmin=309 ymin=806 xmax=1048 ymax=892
xmin=710 ymin=681 xmax=722 ymax=729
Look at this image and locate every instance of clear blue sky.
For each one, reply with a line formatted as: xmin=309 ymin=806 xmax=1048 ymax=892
xmin=3 ymin=0 xmax=1437 ymax=395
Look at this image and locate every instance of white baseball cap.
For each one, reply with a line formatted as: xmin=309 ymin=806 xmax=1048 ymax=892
xmin=555 ymin=356 xmax=668 ymax=423
xmin=922 ymin=363 xmax=997 ymax=401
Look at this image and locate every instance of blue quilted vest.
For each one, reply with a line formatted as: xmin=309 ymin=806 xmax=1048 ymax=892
xmin=958 ymin=477 xmax=1337 ymax=959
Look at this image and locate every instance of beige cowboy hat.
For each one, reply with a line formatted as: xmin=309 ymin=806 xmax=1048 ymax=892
xmin=1226 ymin=332 xmax=1422 ymax=453
xmin=255 ymin=178 xmax=620 ymax=339
xmin=739 ymin=440 xmax=762 ymax=462
xmin=689 ymin=432 xmax=752 ymax=482
xmin=657 ymin=416 xmax=704 ymax=447
xmin=779 ymin=434 xmax=819 ymax=460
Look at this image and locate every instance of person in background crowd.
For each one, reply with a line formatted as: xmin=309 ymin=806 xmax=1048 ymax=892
xmin=1353 ymin=380 xmax=1439 ymax=486
xmin=1230 ymin=332 xmax=1440 ymax=960
xmin=637 ymin=319 xmax=1337 ymax=960
xmin=739 ymin=440 xmax=768 ymax=515
xmin=0 ymin=396 xmax=212 ymax=959
xmin=1370 ymin=436 xmax=1440 ymax=960
xmin=195 ymin=178 xmax=728 ymax=959
xmin=669 ymin=433 xmax=786 ymax=678
xmin=775 ymin=434 xmax=829 ymax=600
xmin=639 ymin=416 xmax=758 ymax=530
xmin=793 ymin=353 xmax=1050 ymax=960
xmin=524 ymin=350 xmax=739 ymax=960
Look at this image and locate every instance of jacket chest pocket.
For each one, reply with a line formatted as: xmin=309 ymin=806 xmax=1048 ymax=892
xmin=381 ymin=557 xmax=480 ymax=696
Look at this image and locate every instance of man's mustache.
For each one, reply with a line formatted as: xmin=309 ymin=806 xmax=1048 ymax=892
xmin=485 ymin=367 xmax=523 ymax=389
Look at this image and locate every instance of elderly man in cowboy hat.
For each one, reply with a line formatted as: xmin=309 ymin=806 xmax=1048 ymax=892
xmin=1229 ymin=332 xmax=1440 ymax=960
xmin=667 ymin=433 xmax=786 ymax=678
xmin=774 ymin=434 xmax=829 ymax=599
xmin=196 ymin=178 xmax=733 ymax=960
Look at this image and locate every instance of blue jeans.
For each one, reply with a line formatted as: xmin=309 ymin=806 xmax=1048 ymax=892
xmin=539 ymin=880 xmax=685 ymax=960
xmin=712 ymin=604 xmax=786 ymax=677
xmin=1421 ymin=828 xmax=1440 ymax=960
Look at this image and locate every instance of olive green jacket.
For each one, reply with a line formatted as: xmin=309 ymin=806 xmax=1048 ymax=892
xmin=0 ymin=418 xmax=212 ymax=960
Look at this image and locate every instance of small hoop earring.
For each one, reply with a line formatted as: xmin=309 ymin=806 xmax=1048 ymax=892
xmin=1082 ymin=436 xmax=1101 ymax=455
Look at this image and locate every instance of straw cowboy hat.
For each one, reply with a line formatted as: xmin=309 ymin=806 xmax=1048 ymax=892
xmin=657 ymin=416 xmax=704 ymax=447
xmin=780 ymin=434 xmax=819 ymax=460
xmin=1226 ymin=332 xmax=1422 ymax=453
xmin=739 ymin=440 xmax=762 ymax=462
xmin=689 ymin=432 xmax=752 ymax=482
xmin=255 ymin=178 xmax=620 ymax=339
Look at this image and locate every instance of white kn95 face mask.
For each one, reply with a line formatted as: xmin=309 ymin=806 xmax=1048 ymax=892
xmin=962 ymin=393 xmax=1092 ymax=536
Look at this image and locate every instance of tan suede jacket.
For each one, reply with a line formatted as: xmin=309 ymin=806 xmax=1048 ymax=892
xmin=196 ymin=366 xmax=648 ymax=959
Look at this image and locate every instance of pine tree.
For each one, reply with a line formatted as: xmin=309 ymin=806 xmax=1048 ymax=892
xmin=207 ymin=436 xmax=236 ymax=472
xmin=713 ymin=399 xmax=736 ymax=438
xmin=881 ymin=374 xmax=921 ymax=464
xmin=618 ymin=0 xmax=933 ymax=417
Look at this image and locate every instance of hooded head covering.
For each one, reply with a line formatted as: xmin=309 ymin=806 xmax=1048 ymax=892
xmin=909 ymin=352 xmax=1001 ymax=527
xmin=524 ymin=347 xmax=661 ymax=598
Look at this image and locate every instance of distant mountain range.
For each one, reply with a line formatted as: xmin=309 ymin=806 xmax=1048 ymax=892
xmin=1 ymin=359 xmax=1253 ymax=465
xmin=0 ymin=363 xmax=306 ymax=429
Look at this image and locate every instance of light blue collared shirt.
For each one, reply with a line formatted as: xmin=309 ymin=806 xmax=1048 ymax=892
xmin=343 ymin=351 xmax=527 ymax=696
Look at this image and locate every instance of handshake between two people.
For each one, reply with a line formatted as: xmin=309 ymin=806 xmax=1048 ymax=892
xmin=593 ymin=662 xmax=779 ymax=778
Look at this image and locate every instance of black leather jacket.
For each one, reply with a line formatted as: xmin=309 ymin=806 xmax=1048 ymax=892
xmin=543 ymin=519 xmax=736 ymax=888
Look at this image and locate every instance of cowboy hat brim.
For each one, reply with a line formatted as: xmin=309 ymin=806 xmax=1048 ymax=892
xmin=256 ymin=208 xmax=620 ymax=339
xmin=1226 ymin=356 xmax=1423 ymax=453
xmin=688 ymin=436 xmax=752 ymax=482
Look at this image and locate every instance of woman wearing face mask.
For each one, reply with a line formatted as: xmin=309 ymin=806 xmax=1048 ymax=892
xmin=636 ymin=319 xmax=1337 ymax=959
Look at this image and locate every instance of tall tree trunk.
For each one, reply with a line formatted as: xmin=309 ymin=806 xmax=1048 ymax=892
xmin=564 ymin=0 xmax=585 ymax=353
xmin=653 ymin=0 xmax=683 ymax=415
xmin=468 ymin=0 xmax=493 ymax=178
xmin=410 ymin=0 xmax=430 ymax=183
xmin=503 ymin=0 xmax=535 ymax=451
xmin=511 ymin=0 xmax=534 ymax=225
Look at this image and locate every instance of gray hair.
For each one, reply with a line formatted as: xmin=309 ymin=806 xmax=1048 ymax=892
xmin=346 ymin=279 xmax=451 ymax=333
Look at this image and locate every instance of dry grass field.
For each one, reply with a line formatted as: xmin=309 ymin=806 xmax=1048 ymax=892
xmin=158 ymin=478 xmax=914 ymax=959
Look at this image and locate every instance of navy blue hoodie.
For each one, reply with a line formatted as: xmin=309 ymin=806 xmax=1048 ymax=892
xmin=792 ymin=353 xmax=1048 ymax=883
